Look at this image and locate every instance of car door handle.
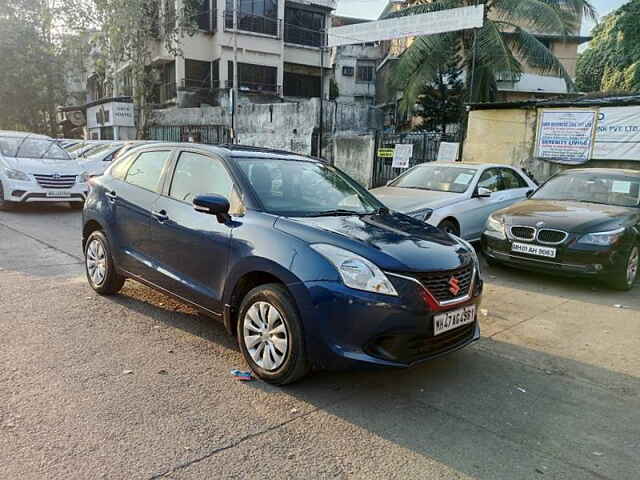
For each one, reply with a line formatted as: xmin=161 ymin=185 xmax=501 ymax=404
xmin=152 ymin=209 xmax=169 ymax=222
xmin=105 ymin=190 xmax=117 ymax=202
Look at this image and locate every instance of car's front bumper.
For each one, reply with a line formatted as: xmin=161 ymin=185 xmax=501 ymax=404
xmin=482 ymin=232 xmax=627 ymax=277
xmin=289 ymin=273 xmax=483 ymax=370
xmin=1 ymin=178 xmax=88 ymax=203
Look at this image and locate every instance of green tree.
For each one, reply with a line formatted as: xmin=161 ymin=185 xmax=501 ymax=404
xmin=388 ymin=0 xmax=595 ymax=111
xmin=0 ymin=0 xmax=68 ymax=135
xmin=62 ymin=0 xmax=199 ymax=138
xmin=576 ymin=0 xmax=640 ymax=93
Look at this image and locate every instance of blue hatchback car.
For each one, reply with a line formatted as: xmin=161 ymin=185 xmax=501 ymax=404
xmin=82 ymin=144 xmax=483 ymax=384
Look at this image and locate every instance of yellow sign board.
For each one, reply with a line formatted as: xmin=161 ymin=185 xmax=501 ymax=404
xmin=378 ymin=148 xmax=394 ymax=158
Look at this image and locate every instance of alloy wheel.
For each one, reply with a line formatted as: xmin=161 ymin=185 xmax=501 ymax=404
xmin=627 ymin=247 xmax=639 ymax=286
xmin=86 ymin=238 xmax=107 ymax=286
xmin=242 ymin=301 xmax=289 ymax=371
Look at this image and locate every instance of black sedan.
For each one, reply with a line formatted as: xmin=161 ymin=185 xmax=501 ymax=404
xmin=482 ymin=168 xmax=639 ymax=290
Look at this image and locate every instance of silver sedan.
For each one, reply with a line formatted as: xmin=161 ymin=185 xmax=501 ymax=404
xmin=370 ymin=162 xmax=537 ymax=241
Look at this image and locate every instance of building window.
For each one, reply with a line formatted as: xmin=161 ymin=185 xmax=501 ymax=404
xmin=225 ymin=0 xmax=278 ymax=36
xmin=535 ymin=36 xmax=553 ymax=51
xmin=196 ymin=0 xmax=215 ymax=32
xmin=356 ymin=62 xmax=375 ymax=83
xmin=238 ymin=63 xmax=278 ymax=93
xmin=342 ymin=66 xmax=354 ymax=77
xmin=284 ymin=72 xmax=320 ymax=98
xmin=284 ymin=5 xmax=325 ymax=47
xmin=227 ymin=60 xmax=234 ymax=88
xmin=212 ymin=59 xmax=220 ymax=89
xmin=185 ymin=59 xmax=212 ymax=89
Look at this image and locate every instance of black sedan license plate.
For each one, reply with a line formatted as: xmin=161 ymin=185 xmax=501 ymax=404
xmin=434 ymin=305 xmax=476 ymax=336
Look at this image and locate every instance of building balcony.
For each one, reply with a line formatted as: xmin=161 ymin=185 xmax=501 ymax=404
xmin=224 ymin=10 xmax=281 ymax=38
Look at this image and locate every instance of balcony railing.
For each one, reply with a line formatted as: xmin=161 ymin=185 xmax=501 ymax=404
xmin=284 ymin=24 xmax=323 ymax=47
xmin=150 ymin=82 xmax=177 ymax=104
xmin=224 ymin=10 xmax=280 ymax=38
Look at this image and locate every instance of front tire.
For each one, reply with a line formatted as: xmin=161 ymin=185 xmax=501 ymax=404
xmin=84 ymin=230 xmax=125 ymax=295
xmin=237 ymin=284 xmax=310 ymax=385
xmin=608 ymin=245 xmax=638 ymax=291
xmin=0 ymin=181 xmax=13 ymax=211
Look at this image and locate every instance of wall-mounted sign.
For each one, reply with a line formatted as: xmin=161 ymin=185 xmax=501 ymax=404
xmin=593 ymin=106 xmax=640 ymax=161
xmin=535 ymin=110 xmax=597 ymax=165
xmin=392 ymin=144 xmax=413 ymax=168
xmin=437 ymin=142 xmax=459 ymax=162
xmin=328 ymin=5 xmax=484 ymax=47
xmin=377 ymin=147 xmax=394 ymax=158
xmin=87 ymin=102 xmax=135 ymax=129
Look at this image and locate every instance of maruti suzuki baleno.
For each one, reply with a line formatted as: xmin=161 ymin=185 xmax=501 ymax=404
xmin=82 ymin=144 xmax=482 ymax=384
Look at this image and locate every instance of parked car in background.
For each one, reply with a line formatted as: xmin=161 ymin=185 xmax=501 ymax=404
xmin=0 ymin=131 xmax=89 ymax=209
xmin=78 ymin=142 xmax=125 ymax=177
xmin=82 ymin=144 xmax=483 ymax=384
xmin=65 ymin=141 xmax=113 ymax=159
xmin=111 ymin=140 xmax=162 ymax=162
xmin=483 ymin=168 xmax=640 ymax=290
xmin=370 ymin=162 xmax=537 ymax=241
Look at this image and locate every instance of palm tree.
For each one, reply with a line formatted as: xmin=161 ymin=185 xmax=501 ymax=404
xmin=387 ymin=0 xmax=597 ymax=110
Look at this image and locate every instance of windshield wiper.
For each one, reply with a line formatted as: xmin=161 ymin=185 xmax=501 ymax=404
xmin=309 ymin=209 xmax=371 ymax=217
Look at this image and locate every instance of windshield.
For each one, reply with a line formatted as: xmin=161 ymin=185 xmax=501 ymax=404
xmin=84 ymin=143 xmax=123 ymax=159
xmin=390 ymin=164 xmax=477 ymax=193
xmin=534 ymin=172 xmax=640 ymax=208
xmin=237 ymin=158 xmax=383 ymax=216
xmin=0 ymin=136 xmax=70 ymax=160
xmin=65 ymin=142 xmax=92 ymax=153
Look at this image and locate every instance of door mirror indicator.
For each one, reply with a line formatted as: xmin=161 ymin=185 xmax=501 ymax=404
xmin=193 ymin=194 xmax=231 ymax=223
xmin=476 ymin=187 xmax=492 ymax=198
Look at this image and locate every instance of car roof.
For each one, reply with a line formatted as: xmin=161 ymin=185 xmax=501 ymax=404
xmin=561 ymin=167 xmax=640 ymax=176
xmin=0 ymin=130 xmax=52 ymax=140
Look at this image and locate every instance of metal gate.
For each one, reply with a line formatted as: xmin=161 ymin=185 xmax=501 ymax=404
xmin=147 ymin=125 xmax=231 ymax=144
xmin=371 ymin=132 xmax=458 ymax=187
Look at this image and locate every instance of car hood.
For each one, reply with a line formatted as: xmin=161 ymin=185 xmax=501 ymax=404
xmin=3 ymin=156 xmax=83 ymax=175
xmin=496 ymin=199 xmax=639 ymax=233
xmin=369 ymin=187 xmax=462 ymax=213
xmin=275 ymin=211 xmax=474 ymax=272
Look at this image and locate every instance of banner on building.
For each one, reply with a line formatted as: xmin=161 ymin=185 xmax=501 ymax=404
xmin=328 ymin=5 xmax=484 ymax=47
xmin=535 ymin=110 xmax=597 ymax=165
xmin=592 ymin=106 xmax=640 ymax=161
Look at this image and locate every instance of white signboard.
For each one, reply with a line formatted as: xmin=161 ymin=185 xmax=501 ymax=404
xmin=437 ymin=142 xmax=459 ymax=162
xmin=86 ymin=102 xmax=135 ymax=129
xmin=392 ymin=144 xmax=413 ymax=168
xmin=593 ymin=106 xmax=640 ymax=161
xmin=327 ymin=5 xmax=485 ymax=47
xmin=535 ymin=110 xmax=597 ymax=165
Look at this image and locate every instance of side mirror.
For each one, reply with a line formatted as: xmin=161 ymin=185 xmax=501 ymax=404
xmin=193 ymin=194 xmax=230 ymax=223
xmin=476 ymin=187 xmax=492 ymax=198
xmin=526 ymin=189 xmax=535 ymax=198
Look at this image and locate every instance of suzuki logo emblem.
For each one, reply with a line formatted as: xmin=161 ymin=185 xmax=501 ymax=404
xmin=448 ymin=276 xmax=461 ymax=296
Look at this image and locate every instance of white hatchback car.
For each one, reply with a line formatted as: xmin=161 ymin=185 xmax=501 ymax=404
xmin=370 ymin=162 xmax=537 ymax=241
xmin=0 ymin=131 xmax=89 ymax=209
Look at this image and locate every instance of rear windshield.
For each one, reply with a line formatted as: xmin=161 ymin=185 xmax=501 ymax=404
xmin=0 ymin=136 xmax=70 ymax=160
xmin=84 ymin=143 xmax=124 ymax=159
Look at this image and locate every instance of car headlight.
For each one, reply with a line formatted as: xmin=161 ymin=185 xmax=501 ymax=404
xmin=485 ymin=214 xmax=506 ymax=239
xmin=77 ymin=172 xmax=90 ymax=183
xmin=577 ymin=228 xmax=625 ymax=246
xmin=5 ymin=168 xmax=32 ymax=182
xmin=409 ymin=208 xmax=434 ymax=222
xmin=311 ymin=244 xmax=398 ymax=296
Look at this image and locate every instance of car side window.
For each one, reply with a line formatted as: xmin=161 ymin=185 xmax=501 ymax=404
xmin=500 ymin=168 xmax=528 ymax=190
xmin=477 ymin=168 xmax=500 ymax=192
xmin=123 ymin=150 xmax=171 ymax=192
xmin=169 ymin=151 xmax=233 ymax=203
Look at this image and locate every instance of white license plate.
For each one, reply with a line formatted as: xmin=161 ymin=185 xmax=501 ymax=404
xmin=434 ymin=305 xmax=476 ymax=336
xmin=45 ymin=191 xmax=71 ymax=198
xmin=511 ymin=242 xmax=556 ymax=258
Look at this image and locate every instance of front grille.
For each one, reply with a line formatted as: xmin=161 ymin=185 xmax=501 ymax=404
xmin=370 ymin=323 xmax=476 ymax=364
xmin=412 ymin=264 xmax=474 ymax=302
xmin=33 ymin=174 xmax=76 ymax=189
xmin=537 ymin=229 xmax=568 ymax=244
xmin=510 ymin=226 xmax=535 ymax=240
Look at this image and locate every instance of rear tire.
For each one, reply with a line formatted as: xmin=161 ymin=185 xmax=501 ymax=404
xmin=237 ymin=283 xmax=310 ymax=385
xmin=608 ymin=245 xmax=638 ymax=291
xmin=84 ymin=230 xmax=125 ymax=295
xmin=438 ymin=219 xmax=460 ymax=237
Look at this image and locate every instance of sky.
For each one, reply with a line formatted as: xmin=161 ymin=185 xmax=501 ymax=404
xmin=335 ymin=0 xmax=629 ymax=35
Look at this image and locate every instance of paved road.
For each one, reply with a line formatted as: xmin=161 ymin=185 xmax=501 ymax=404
xmin=1 ymin=204 xmax=639 ymax=480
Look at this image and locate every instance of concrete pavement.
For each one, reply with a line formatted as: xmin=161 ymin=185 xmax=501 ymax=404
xmin=1 ymin=205 xmax=639 ymax=479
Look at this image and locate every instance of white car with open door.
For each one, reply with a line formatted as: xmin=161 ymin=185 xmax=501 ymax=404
xmin=0 ymin=131 xmax=89 ymax=209
xmin=370 ymin=162 xmax=537 ymax=241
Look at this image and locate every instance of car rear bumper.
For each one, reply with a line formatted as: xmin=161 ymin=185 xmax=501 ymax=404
xmin=289 ymin=274 xmax=482 ymax=370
